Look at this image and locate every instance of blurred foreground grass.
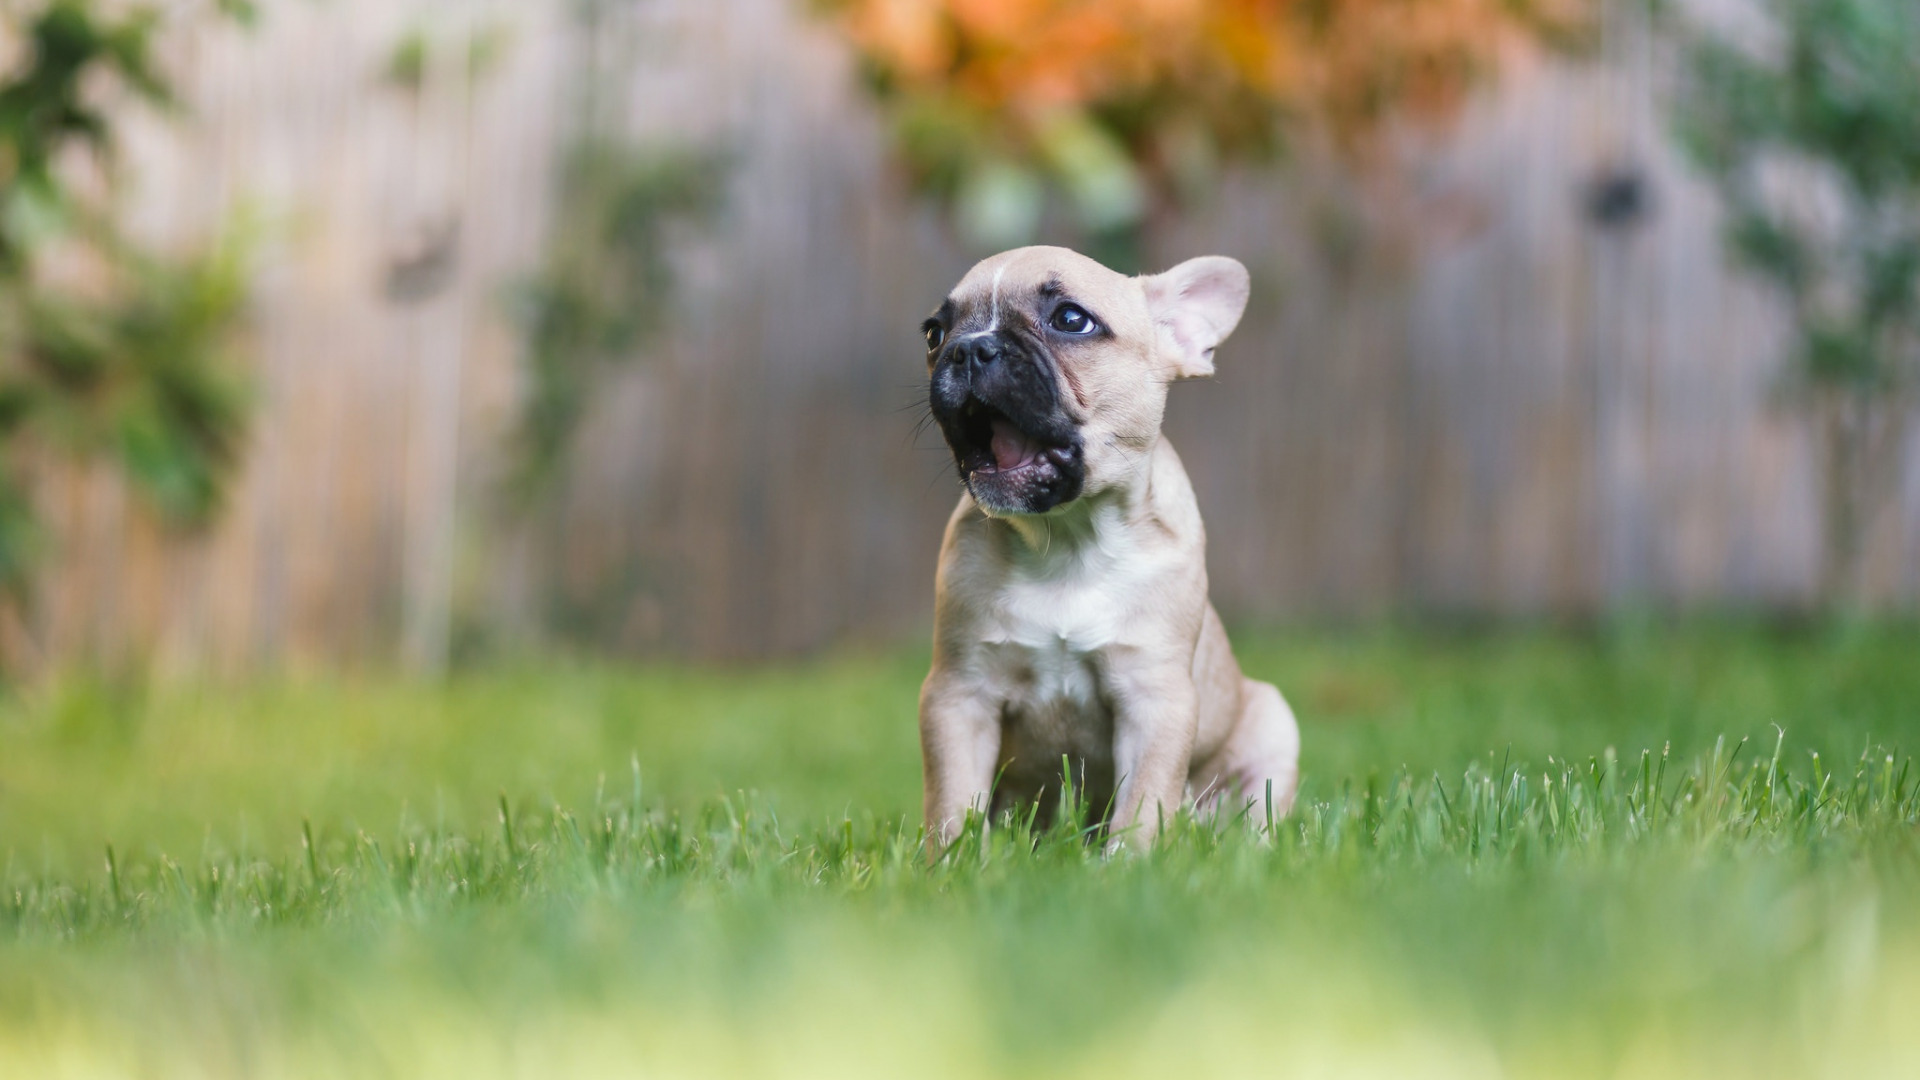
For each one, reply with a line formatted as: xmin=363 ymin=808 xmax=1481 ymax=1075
xmin=4 ymin=624 xmax=1920 ymax=1078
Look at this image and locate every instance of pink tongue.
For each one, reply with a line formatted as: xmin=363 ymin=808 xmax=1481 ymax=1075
xmin=989 ymin=419 xmax=1035 ymax=470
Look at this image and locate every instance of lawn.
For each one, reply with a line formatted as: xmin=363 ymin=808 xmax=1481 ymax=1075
xmin=3 ymin=624 xmax=1919 ymax=1078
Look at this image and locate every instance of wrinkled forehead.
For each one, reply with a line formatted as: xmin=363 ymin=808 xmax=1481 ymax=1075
xmin=946 ymin=247 xmax=1132 ymax=326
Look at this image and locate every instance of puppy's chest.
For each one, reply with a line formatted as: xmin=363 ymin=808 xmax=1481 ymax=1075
xmin=983 ymin=630 xmax=1110 ymax=765
xmin=978 ymin=555 xmax=1145 ymax=731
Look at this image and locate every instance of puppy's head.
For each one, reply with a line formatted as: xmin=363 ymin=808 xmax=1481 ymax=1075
xmin=923 ymin=246 xmax=1249 ymax=516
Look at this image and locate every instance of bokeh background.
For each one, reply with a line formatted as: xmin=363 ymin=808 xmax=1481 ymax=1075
xmin=2 ymin=0 xmax=1917 ymax=676
xmin=8 ymin=7 xmax=1920 ymax=1076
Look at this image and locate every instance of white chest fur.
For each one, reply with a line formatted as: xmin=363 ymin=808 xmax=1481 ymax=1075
xmin=977 ymin=505 xmax=1166 ymax=713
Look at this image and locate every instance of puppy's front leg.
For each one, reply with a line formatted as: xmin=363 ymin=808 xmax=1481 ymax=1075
xmin=1107 ymin=661 xmax=1199 ymax=849
xmin=919 ymin=670 xmax=1001 ymax=854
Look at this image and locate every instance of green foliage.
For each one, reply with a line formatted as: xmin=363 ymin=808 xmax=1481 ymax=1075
xmin=382 ymin=27 xmax=431 ymax=93
xmin=0 ymin=0 xmax=253 ymax=601
xmin=1677 ymin=0 xmax=1920 ymax=387
xmin=1674 ymin=0 xmax=1920 ymax=602
xmin=213 ymin=0 xmax=257 ymax=26
xmin=503 ymin=0 xmax=722 ymax=503
xmin=3 ymin=625 xmax=1920 ymax=1075
xmin=825 ymin=0 xmax=1592 ymax=260
xmin=508 ymin=145 xmax=722 ymax=499
xmin=381 ymin=20 xmax=513 ymax=94
xmin=0 ymin=3 xmax=170 ymax=275
xmin=18 ymin=242 xmax=252 ymax=523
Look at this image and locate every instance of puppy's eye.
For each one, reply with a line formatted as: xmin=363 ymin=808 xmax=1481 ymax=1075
xmin=923 ymin=322 xmax=946 ymax=351
xmin=1049 ymin=303 xmax=1096 ymax=335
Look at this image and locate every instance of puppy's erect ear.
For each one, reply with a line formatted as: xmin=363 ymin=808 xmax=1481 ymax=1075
xmin=1142 ymin=256 xmax=1250 ymax=380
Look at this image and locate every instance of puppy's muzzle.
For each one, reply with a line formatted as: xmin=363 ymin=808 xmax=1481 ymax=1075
xmin=930 ymin=334 xmax=1085 ymax=515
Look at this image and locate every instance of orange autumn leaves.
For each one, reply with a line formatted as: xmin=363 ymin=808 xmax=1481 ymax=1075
xmin=827 ymin=0 xmax=1587 ymax=243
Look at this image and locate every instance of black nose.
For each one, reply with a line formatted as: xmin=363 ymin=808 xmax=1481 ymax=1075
xmin=950 ymin=336 xmax=999 ymax=376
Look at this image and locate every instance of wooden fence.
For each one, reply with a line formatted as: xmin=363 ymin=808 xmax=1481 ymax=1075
xmin=10 ymin=0 xmax=1918 ymax=672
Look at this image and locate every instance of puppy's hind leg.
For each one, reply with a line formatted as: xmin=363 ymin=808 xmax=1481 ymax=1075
xmin=1196 ymin=679 xmax=1300 ymax=826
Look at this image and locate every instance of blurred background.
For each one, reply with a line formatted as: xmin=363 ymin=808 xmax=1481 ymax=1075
xmin=1 ymin=0 xmax=1916 ymax=677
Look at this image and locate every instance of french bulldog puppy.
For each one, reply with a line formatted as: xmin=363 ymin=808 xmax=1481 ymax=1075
xmin=918 ymin=245 xmax=1300 ymax=850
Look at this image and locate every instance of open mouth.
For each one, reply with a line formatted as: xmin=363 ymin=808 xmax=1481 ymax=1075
xmin=938 ymin=393 xmax=1084 ymax=514
xmin=926 ymin=333 xmax=1087 ymax=514
xmin=955 ymin=397 xmax=1070 ymax=479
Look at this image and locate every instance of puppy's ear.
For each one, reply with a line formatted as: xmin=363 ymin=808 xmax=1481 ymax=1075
xmin=1142 ymin=256 xmax=1250 ymax=380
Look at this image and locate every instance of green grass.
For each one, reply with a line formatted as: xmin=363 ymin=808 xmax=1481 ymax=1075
xmin=4 ymin=624 xmax=1920 ymax=1078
